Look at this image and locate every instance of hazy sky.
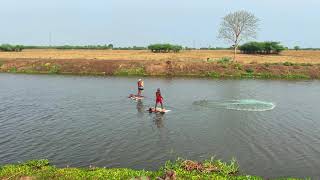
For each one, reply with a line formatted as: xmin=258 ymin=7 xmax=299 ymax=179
xmin=1 ymin=0 xmax=319 ymax=48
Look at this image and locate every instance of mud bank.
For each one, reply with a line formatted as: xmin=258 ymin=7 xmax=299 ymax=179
xmin=1 ymin=59 xmax=320 ymax=79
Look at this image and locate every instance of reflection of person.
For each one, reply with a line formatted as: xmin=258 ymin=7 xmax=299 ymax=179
xmin=137 ymin=79 xmax=144 ymax=96
xmin=154 ymin=114 xmax=164 ymax=128
xmin=155 ymin=88 xmax=164 ymax=110
xmin=136 ymin=99 xmax=144 ymax=113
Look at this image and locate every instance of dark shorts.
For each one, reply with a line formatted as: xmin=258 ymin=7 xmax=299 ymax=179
xmin=138 ymin=87 xmax=144 ymax=91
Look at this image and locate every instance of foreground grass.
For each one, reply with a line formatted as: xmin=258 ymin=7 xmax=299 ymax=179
xmin=0 ymin=159 xmax=305 ymax=180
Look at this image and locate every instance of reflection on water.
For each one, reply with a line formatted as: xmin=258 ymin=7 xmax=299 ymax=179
xmin=153 ymin=114 xmax=165 ymax=128
xmin=136 ymin=100 xmax=144 ymax=116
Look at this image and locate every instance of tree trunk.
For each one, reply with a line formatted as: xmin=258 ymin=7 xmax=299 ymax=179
xmin=233 ymin=45 xmax=237 ymax=61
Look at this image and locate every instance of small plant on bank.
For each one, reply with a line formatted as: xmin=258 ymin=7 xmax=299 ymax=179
xmin=114 ymin=67 xmax=145 ymax=76
xmin=49 ymin=65 xmax=61 ymax=74
xmin=9 ymin=67 xmax=17 ymax=73
xmin=207 ymin=71 xmax=221 ymax=78
xmin=283 ymin=62 xmax=295 ymax=66
xmin=217 ymin=57 xmax=232 ymax=64
xmin=234 ymin=63 xmax=243 ymax=70
xmin=245 ymin=68 xmax=254 ymax=74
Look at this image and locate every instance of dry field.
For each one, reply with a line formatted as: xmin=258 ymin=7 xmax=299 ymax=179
xmin=0 ymin=49 xmax=320 ymax=64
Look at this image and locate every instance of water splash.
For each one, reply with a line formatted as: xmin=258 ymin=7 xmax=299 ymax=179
xmin=193 ymin=99 xmax=276 ymax=112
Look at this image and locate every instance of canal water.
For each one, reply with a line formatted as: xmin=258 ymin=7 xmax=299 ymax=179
xmin=0 ymin=74 xmax=320 ymax=178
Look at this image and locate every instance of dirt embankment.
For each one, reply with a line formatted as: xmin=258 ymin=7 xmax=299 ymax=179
xmin=1 ymin=58 xmax=320 ymax=79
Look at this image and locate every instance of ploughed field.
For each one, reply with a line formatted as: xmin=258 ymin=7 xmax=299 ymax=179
xmin=0 ymin=49 xmax=320 ymax=64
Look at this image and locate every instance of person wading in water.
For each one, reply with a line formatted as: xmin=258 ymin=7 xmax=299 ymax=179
xmin=137 ymin=79 xmax=144 ymax=97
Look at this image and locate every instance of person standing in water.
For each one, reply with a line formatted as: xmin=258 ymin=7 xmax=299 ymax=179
xmin=155 ymin=88 xmax=164 ymax=110
xmin=137 ymin=79 xmax=144 ymax=97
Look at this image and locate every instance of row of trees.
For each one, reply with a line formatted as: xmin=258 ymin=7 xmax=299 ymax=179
xmin=239 ymin=42 xmax=286 ymax=54
xmin=148 ymin=44 xmax=183 ymax=53
xmin=0 ymin=44 xmax=24 ymax=52
xmin=55 ymin=44 xmax=114 ymax=50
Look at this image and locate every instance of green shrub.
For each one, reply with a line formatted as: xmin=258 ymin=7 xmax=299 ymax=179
xmin=239 ymin=41 xmax=285 ymax=54
xmin=245 ymin=68 xmax=254 ymax=73
xmin=234 ymin=63 xmax=243 ymax=70
xmin=49 ymin=65 xmax=60 ymax=74
xmin=207 ymin=71 xmax=221 ymax=78
xmin=283 ymin=62 xmax=295 ymax=66
xmin=0 ymin=44 xmax=24 ymax=52
xmin=9 ymin=67 xmax=17 ymax=73
xmin=148 ymin=44 xmax=183 ymax=53
xmin=217 ymin=57 xmax=232 ymax=64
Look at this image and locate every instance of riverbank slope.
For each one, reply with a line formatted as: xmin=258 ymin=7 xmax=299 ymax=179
xmin=0 ymin=50 xmax=320 ymax=79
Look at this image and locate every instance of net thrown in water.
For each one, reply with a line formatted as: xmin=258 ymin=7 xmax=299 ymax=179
xmin=193 ymin=99 xmax=275 ymax=112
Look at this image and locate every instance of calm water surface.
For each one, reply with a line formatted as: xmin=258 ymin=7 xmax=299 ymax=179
xmin=1 ymin=74 xmax=320 ymax=178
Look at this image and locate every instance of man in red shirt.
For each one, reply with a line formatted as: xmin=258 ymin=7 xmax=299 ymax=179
xmin=155 ymin=88 xmax=164 ymax=110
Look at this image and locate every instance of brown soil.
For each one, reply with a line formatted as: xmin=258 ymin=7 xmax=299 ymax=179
xmin=1 ymin=58 xmax=320 ymax=79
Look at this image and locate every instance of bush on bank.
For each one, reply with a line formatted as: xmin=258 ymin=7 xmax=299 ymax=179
xmin=148 ymin=44 xmax=183 ymax=53
xmin=239 ymin=41 xmax=285 ymax=54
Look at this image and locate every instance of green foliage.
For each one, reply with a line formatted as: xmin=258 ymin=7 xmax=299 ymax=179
xmin=217 ymin=57 xmax=232 ymax=64
xmin=56 ymin=45 xmax=113 ymax=50
xmin=207 ymin=71 xmax=221 ymax=78
xmin=239 ymin=41 xmax=285 ymax=54
xmin=25 ymin=159 xmax=49 ymax=169
xmin=114 ymin=67 xmax=145 ymax=76
xmin=48 ymin=65 xmax=61 ymax=74
xmin=9 ymin=67 xmax=17 ymax=73
xmin=112 ymin=46 xmax=147 ymax=50
xmin=245 ymin=68 xmax=254 ymax=73
xmin=0 ymin=159 xmax=307 ymax=179
xmin=234 ymin=63 xmax=243 ymax=70
xmin=283 ymin=62 xmax=295 ymax=66
xmin=0 ymin=44 xmax=24 ymax=52
xmin=148 ymin=44 xmax=183 ymax=53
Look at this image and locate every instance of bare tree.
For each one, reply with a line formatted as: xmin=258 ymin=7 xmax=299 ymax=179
xmin=218 ymin=10 xmax=259 ymax=60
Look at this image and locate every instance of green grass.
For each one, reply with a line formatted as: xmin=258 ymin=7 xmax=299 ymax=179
xmin=207 ymin=71 xmax=221 ymax=78
xmin=114 ymin=67 xmax=145 ymax=76
xmin=0 ymin=159 xmax=261 ymax=180
xmin=0 ymin=159 xmax=306 ymax=179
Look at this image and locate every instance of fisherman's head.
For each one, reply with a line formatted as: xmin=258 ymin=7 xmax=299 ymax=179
xmin=138 ymin=79 xmax=142 ymax=81
xmin=157 ymin=88 xmax=160 ymax=92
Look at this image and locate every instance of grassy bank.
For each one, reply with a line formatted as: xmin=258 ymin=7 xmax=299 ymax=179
xmin=0 ymin=159 xmax=303 ymax=179
xmin=0 ymin=58 xmax=319 ymax=79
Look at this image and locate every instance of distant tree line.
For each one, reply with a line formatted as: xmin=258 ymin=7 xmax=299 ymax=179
xmin=239 ymin=41 xmax=286 ymax=54
xmin=0 ymin=44 xmax=24 ymax=52
xmin=55 ymin=44 xmax=114 ymax=50
xmin=199 ymin=47 xmax=231 ymax=50
xmin=148 ymin=44 xmax=183 ymax=53
xmin=112 ymin=46 xmax=147 ymax=50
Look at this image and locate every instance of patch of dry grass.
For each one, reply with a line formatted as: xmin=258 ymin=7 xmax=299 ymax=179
xmin=1 ymin=49 xmax=320 ymax=64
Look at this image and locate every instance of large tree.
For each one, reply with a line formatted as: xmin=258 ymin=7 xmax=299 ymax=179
xmin=218 ymin=10 xmax=259 ymax=60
